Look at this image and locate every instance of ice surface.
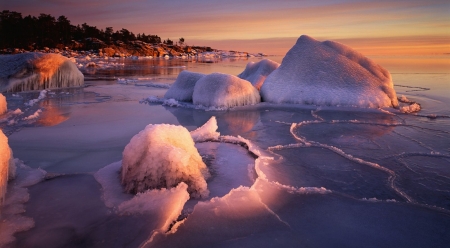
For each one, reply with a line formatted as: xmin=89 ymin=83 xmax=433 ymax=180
xmin=164 ymin=70 xmax=205 ymax=101
xmin=0 ymin=94 xmax=6 ymax=115
xmin=193 ymin=73 xmax=261 ymax=109
xmin=0 ymin=53 xmax=84 ymax=92
xmin=237 ymin=59 xmax=280 ymax=90
xmin=261 ymin=35 xmax=398 ymax=108
xmin=190 ymin=116 xmax=220 ymax=142
xmin=0 ymin=160 xmax=46 ymax=246
xmin=121 ymin=123 xmax=210 ymax=198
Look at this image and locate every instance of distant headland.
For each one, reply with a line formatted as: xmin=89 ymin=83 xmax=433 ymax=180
xmin=0 ymin=10 xmax=266 ymax=58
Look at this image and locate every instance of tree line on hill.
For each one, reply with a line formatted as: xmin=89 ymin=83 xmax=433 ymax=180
xmin=0 ymin=10 xmax=184 ymax=51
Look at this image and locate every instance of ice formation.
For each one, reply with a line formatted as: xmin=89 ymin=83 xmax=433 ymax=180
xmin=0 ymin=53 xmax=84 ymax=92
xmin=0 ymin=94 xmax=6 ymax=115
xmin=164 ymin=70 xmax=205 ymax=101
xmin=121 ymin=123 xmax=210 ymax=198
xmin=261 ymin=35 xmax=398 ymax=108
xmin=193 ymin=73 xmax=261 ymax=108
xmin=190 ymin=116 xmax=220 ymax=142
xmin=0 ymin=130 xmax=12 ymax=209
xmin=237 ymin=59 xmax=280 ymax=90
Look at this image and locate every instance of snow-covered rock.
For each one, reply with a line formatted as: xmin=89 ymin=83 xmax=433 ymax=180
xmin=0 ymin=53 xmax=84 ymax=92
xmin=261 ymin=35 xmax=398 ymax=108
xmin=164 ymin=70 xmax=205 ymax=101
xmin=121 ymin=123 xmax=210 ymax=198
xmin=0 ymin=94 xmax=6 ymax=115
xmin=193 ymin=73 xmax=260 ymax=109
xmin=0 ymin=130 xmax=13 ymax=210
xmin=238 ymin=59 xmax=280 ymax=90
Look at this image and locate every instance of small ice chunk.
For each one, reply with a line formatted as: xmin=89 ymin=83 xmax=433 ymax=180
xmin=400 ymin=103 xmax=421 ymax=113
xmin=164 ymin=70 xmax=205 ymax=101
xmin=261 ymin=35 xmax=398 ymax=108
xmin=121 ymin=123 xmax=210 ymax=198
xmin=190 ymin=116 xmax=220 ymax=142
xmin=23 ymin=109 xmax=42 ymax=121
xmin=25 ymin=90 xmax=47 ymax=106
xmin=237 ymin=59 xmax=280 ymax=90
xmin=193 ymin=73 xmax=261 ymax=109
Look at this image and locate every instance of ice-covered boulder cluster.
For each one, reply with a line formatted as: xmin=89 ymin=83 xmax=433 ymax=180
xmin=164 ymin=71 xmax=262 ymax=109
xmin=163 ymin=35 xmax=399 ymax=109
xmin=121 ymin=123 xmax=211 ymax=198
xmin=0 ymin=52 xmax=84 ymax=92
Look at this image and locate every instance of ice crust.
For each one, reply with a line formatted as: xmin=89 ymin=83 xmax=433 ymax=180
xmin=164 ymin=71 xmax=205 ymax=101
xmin=193 ymin=73 xmax=261 ymax=108
xmin=261 ymin=35 xmax=398 ymax=108
xmin=0 ymin=94 xmax=6 ymax=115
xmin=237 ymin=59 xmax=280 ymax=90
xmin=121 ymin=123 xmax=210 ymax=198
xmin=0 ymin=53 xmax=84 ymax=92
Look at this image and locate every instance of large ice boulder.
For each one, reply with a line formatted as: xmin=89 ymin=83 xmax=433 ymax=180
xmin=164 ymin=70 xmax=205 ymax=101
xmin=0 ymin=94 xmax=6 ymax=115
xmin=0 ymin=130 xmax=13 ymax=209
xmin=261 ymin=35 xmax=398 ymax=108
xmin=193 ymin=73 xmax=260 ymax=109
xmin=237 ymin=59 xmax=280 ymax=90
xmin=0 ymin=53 xmax=84 ymax=92
xmin=121 ymin=123 xmax=210 ymax=198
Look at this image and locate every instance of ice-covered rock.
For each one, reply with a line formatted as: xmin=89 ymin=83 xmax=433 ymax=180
xmin=164 ymin=70 xmax=205 ymax=101
xmin=238 ymin=59 xmax=280 ymax=90
xmin=261 ymin=35 xmax=398 ymax=108
xmin=121 ymin=123 xmax=210 ymax=198
xmin=0 ymin=130 xmax=13 ymax=209
xmin=0 ymin=53 xmax=84 ymax=92
xmin=193 ymin=73 xmax=261 ymax=109
xmin=0 ymin=94 xmax=6 ymax=115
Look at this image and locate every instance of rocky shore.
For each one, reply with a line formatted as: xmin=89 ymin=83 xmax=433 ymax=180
xmin=1 ymin=40 xmax=266 ymax=59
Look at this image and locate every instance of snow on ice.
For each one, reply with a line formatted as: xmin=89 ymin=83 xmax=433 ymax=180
xmin=121 ymin=123 xmax=210 ymax=198
xmin=0 ymin=53 xmax=84 ymax=92
xmin=193 ymin=73 xmax=260 ymax=109
xmin=164 ymin=70 xmax=205 ymax=101
xmin=237 ymin=59 xmax=280 ymax=90
xmin=261 ymin=35 xmax=399 ymax=108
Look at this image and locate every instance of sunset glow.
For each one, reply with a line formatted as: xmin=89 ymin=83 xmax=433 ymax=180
xmin=3 ymin=0 xmax=449 ymax=55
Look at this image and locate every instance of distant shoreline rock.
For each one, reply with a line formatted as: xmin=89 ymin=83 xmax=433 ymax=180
xmin=1 ymin=41 xmax=267 ymax=59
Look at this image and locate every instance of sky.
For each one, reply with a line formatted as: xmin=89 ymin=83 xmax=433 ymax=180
xmin=2 ymin=0 xmax=450 ymax=55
